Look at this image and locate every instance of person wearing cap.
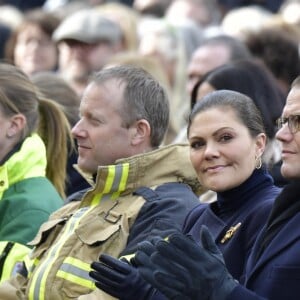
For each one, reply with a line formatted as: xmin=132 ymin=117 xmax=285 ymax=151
xmin=53 ymin=9 xmax=125 ymax=96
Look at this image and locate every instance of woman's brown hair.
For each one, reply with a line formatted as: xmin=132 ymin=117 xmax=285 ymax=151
xmin=0 ymin=62 xmax=72 ymax=198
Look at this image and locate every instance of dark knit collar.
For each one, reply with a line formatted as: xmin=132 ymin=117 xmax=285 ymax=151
xmin=215 ymin=167 xmax=273 ymax=220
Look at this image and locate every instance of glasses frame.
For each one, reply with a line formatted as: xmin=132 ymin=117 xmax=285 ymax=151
xmin=276 ymin=115 xmax=300 ymax=134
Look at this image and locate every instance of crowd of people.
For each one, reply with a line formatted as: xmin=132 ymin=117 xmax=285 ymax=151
xmin=0 ymin=0 xmax=299 ymax=299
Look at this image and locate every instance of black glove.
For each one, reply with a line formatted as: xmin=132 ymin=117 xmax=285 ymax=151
xmin=133 ymin=239 xmax=160 ymax=288
xmin=89 ymin=254 xmax=154 ymax=300
xmin=136 ymin=225 xmax=238 ymax=300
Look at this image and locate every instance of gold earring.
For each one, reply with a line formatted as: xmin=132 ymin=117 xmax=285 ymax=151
xmin=255 ymin=155 xmax=262 ymax=169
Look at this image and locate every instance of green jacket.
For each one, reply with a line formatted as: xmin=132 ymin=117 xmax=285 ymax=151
xmin=0 ymin=134 xmax=63 ymax=282
xmin=0 ymin=177 xmax=63 ymax=244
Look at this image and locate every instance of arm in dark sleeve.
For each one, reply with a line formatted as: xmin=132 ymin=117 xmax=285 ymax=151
xmin=121 ymin=182 xmax=200 ymax=256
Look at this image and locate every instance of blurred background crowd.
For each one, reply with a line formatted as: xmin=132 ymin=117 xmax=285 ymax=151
xmin=0 ymin=0 xmax=299 ymax=195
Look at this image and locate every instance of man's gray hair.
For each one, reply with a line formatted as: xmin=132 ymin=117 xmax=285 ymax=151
xmin=92 ymin=65 xmax=170 ymax=148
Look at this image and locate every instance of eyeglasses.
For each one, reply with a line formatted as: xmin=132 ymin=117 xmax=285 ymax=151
xmin=276 ymin=115 xmax=300 ymax=133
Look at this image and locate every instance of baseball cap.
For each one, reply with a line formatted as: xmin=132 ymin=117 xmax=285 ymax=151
xmin=53 ymin=9 xmax=123 ymax=44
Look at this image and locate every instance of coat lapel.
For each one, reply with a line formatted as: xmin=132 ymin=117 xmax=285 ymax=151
xmin=247 ymin=211 xmax=300 ymax=280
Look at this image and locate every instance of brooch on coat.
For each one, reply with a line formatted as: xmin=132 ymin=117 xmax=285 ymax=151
xmin=221 ymin=222 xmax=242 ymax=243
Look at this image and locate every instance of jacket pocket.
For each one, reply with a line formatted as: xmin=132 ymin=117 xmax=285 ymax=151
xmin=27 ymin=217 xmax=67 ymax=258
xmin=60 ymin=213 xmax=125 ymax=298
xmin=76 ymin=220 xmax=120 ymax=245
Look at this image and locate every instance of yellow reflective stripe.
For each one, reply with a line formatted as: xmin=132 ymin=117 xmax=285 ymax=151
xmin=110 ymin=164 xmax=124 ymax=193
xmin=91 ymin=194 xmax=101 ymax=207
xmin=64 ymin=257 xmax=90 ymax=270
xmin=26 ymin=255 xmax=39 ymax=278
xmin=57 ymin=270 xmax=95 ymax=289
xmin=91 ymin=164 xmax=129 ymax=205
xmin=90 ymin=165 xmax=115 ymax=206
xmin=56 ymin=257 xmax=95 ymax=289
xmin=112 ymin=163 xmax=129 ymax=199
xmin=104 ymin=165 xmax=116 ymax=193
xmin=28 ymin=207 xmax=91 ymax=300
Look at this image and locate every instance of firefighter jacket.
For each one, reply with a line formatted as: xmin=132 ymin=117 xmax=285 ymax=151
xmin=0 ymin=143 xmax=203 ymax=300
xmin=0 ymin=134 xmax=63 ymax=283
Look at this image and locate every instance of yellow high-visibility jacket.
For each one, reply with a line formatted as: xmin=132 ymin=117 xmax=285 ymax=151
xmin=0 ymin=134 xmax=63 ymax=283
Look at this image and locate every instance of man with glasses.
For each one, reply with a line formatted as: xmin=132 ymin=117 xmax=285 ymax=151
xmin=135 ymin=76 xmax=300 ymax=300
xmin=277 ymin=115 xmax=300 ymax=134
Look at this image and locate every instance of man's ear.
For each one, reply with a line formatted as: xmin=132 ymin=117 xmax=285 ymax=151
xmin=130 ymin=119 xmax=151 ymax=146
xmin=6 ymin=114 xmax=27 ymax=138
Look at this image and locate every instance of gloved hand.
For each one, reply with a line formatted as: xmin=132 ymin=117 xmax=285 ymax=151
xmin=133 ymin=239 xmax=161 ymax=289
xmin=136 ymin=225 xmax=238 ymax=300
xmin=89 ymin=254 xmax=155 ymax=300
xmin=132 ymin=238 xmax=158 ymax=266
